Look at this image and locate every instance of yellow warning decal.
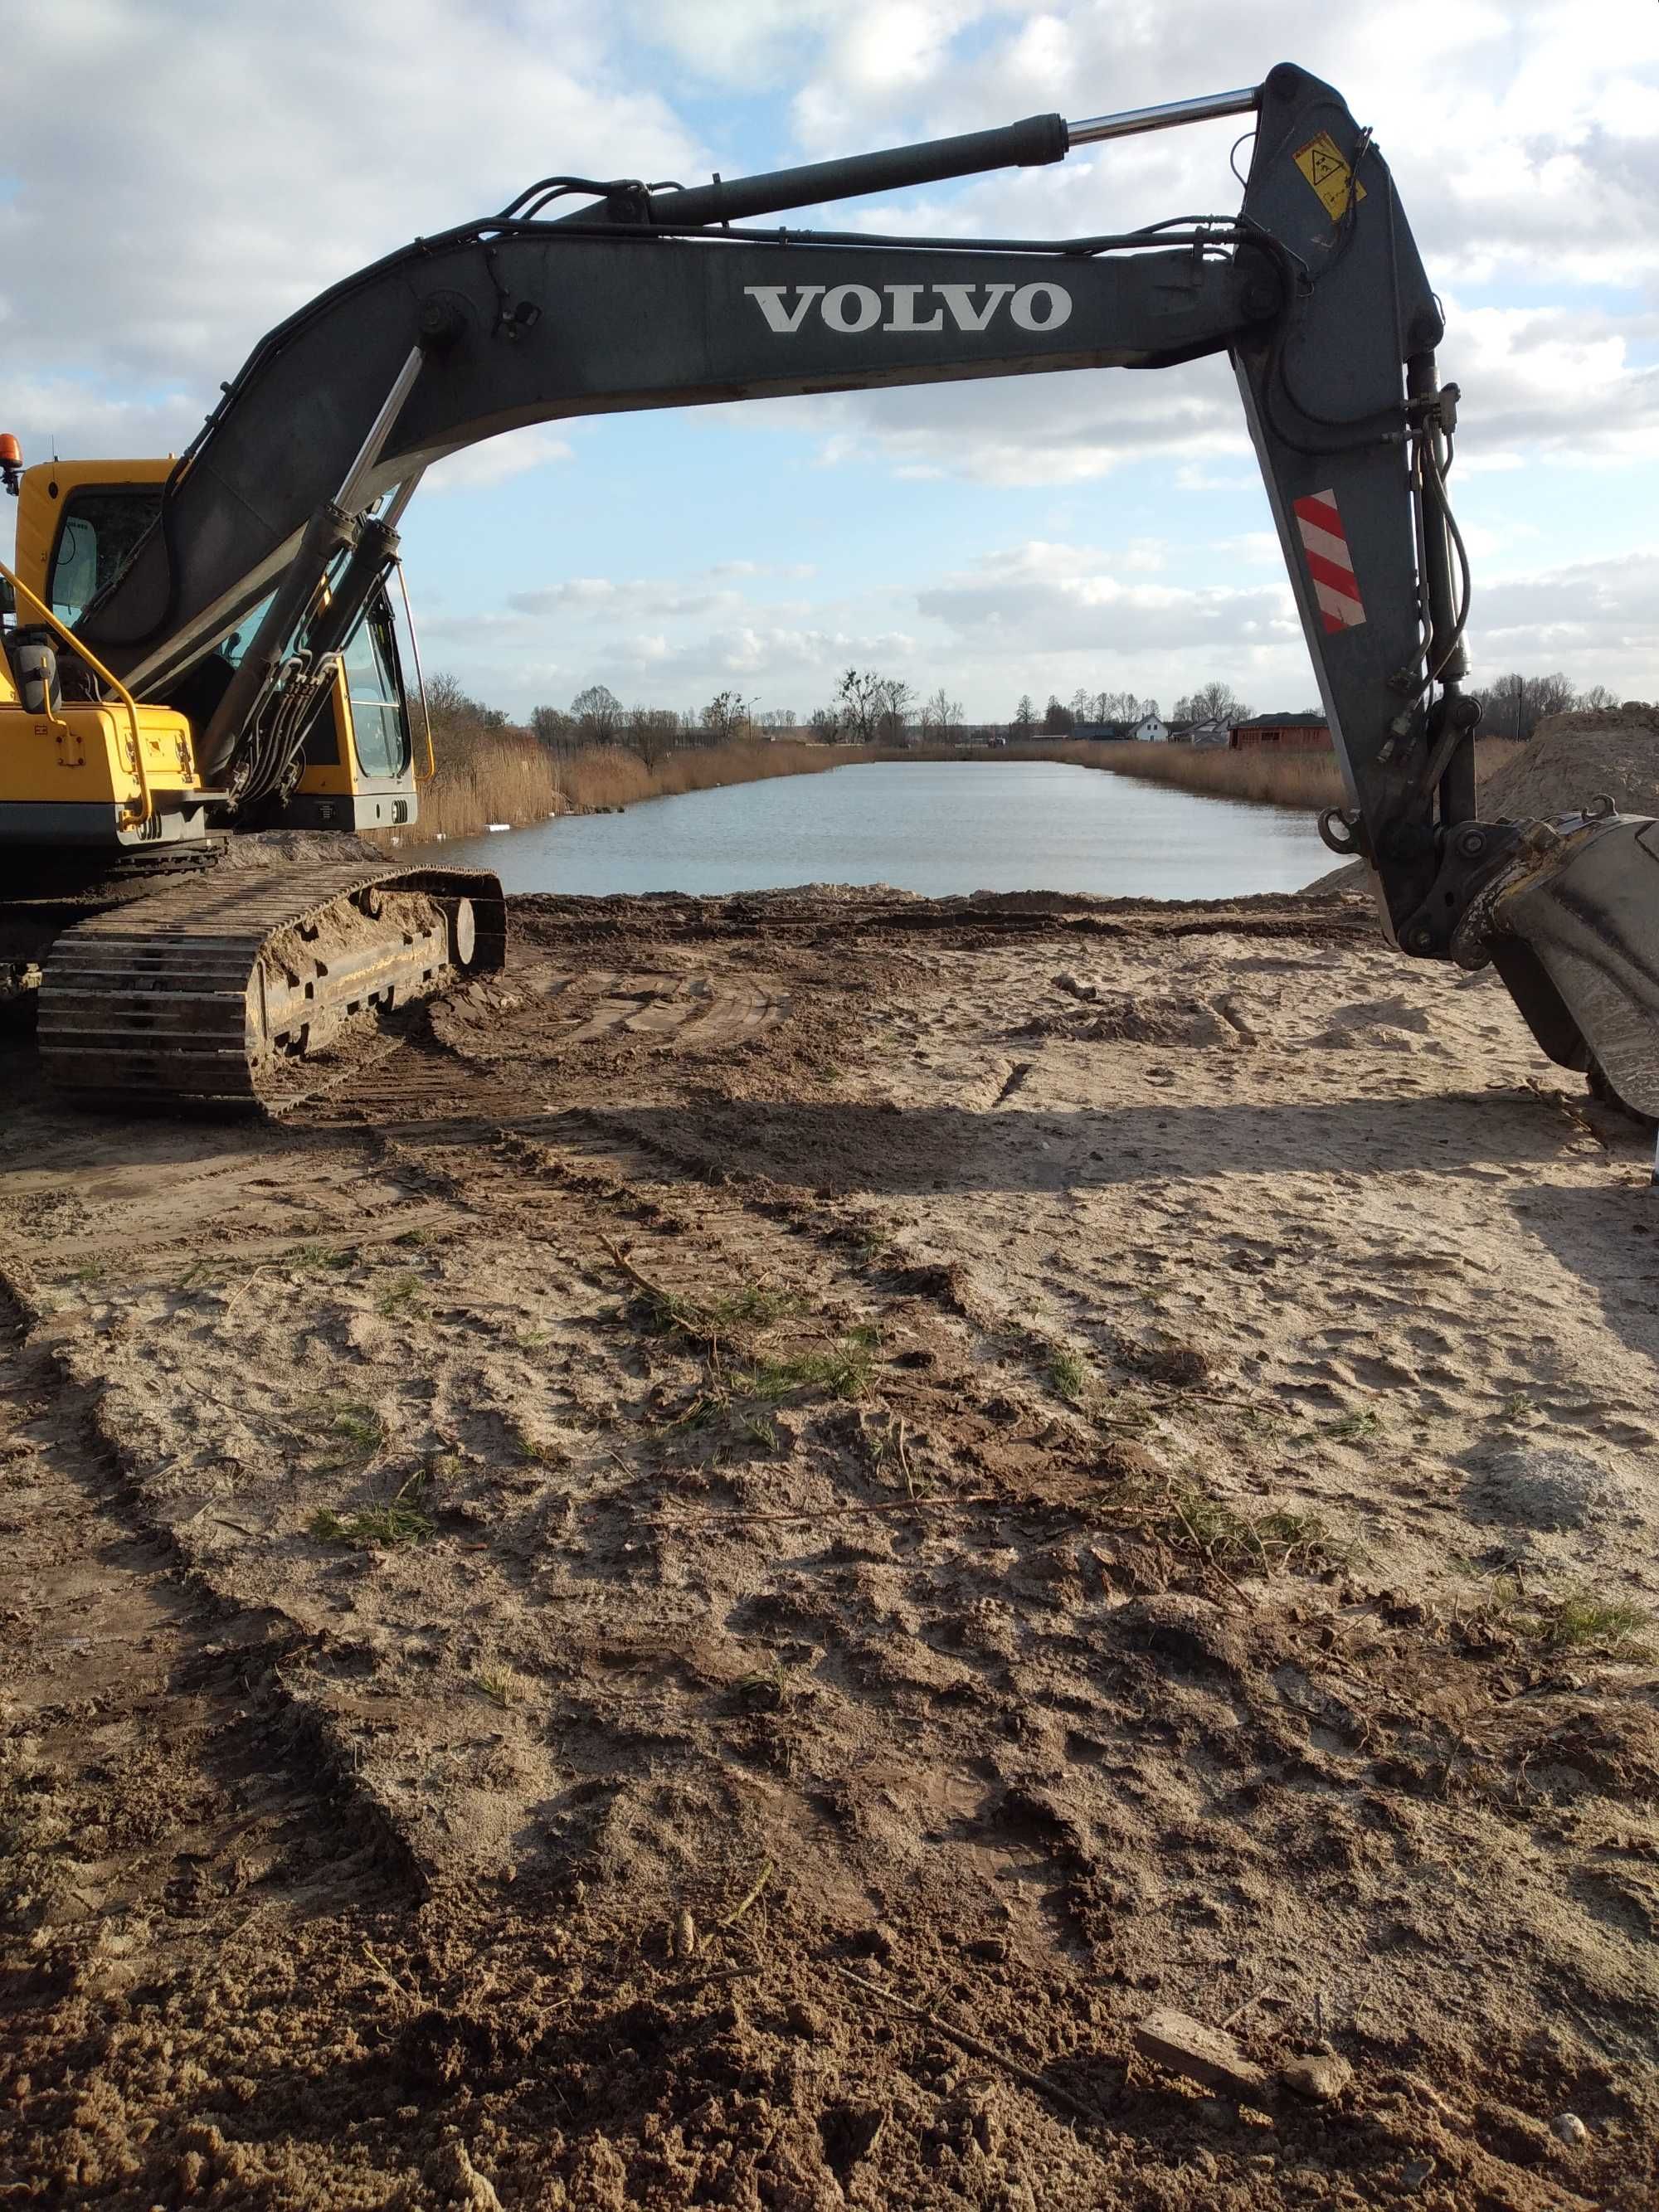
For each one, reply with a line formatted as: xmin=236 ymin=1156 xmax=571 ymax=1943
xmin=1293 ymin=131 xmax=1367 ymax=223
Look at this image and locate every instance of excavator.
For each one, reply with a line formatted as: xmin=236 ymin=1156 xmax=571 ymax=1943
xmin=4 ymin=61 xmax=1657 ymax=1116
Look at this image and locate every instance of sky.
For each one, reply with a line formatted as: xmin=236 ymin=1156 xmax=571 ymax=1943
xmin=5 ymin=1 xmax=1657 ymax=725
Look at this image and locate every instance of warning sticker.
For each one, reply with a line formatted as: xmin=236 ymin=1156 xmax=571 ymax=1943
xmin=1293 ymin=131 xmax=1367 ymax=222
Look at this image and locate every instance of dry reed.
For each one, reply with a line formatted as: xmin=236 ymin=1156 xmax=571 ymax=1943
xmin=407 ymin=722 xmax=1530 ymax=843
xmin=1073 ymin=734 xmax=1523 ymax=812
xmin=408 ymin=733 xmax=856 ymax=843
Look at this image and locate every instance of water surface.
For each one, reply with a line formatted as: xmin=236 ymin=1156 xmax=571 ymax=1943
xmin=443 ymin=759 xmax=1326 ymax=899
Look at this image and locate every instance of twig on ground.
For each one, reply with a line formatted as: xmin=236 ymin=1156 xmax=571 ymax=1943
xmin=720 ymin=1859 xmax=775 ymax=1929
xmin=218 ymin=1267 xmax=272 ymax=1327
xmin=598 ymin=1232 xmax=675 ymax=1304
xmin=898 ymin=1415 xmax=916 ymax=1500
xmin=1173 ymin=1497 xmax=1253 ymax=1609
xmin=830 ymin=1962 xmax=1104 ymax=2127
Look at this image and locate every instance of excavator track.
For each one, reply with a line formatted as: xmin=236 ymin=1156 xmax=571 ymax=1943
xmin=36 ymin=861 xmax=506 ymax=1113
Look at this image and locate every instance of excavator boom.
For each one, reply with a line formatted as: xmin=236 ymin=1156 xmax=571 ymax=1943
xmin=15 ymin=61 xmax=1659 ymax=1116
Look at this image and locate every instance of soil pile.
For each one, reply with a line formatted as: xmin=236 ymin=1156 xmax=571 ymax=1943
xmin=1479 ymin=707 xmax=1659 ymax=819
xmin=1303 ymin=709 xmax=1659 ymax=889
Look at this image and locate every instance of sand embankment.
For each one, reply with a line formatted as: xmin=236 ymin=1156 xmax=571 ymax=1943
xmin=3 ymin=884 xmax=1655 ymax=2205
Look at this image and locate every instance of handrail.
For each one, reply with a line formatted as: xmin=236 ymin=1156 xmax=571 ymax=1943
xmin=0 ymin=557 xmax=156 ymax=829
xmin=392 ymin=555 xmax=437 ymax=786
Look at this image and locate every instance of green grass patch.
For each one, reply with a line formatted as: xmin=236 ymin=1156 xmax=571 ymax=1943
xmin=737 ymin=1339 xmax=877 ymax=1403
xmin=1489 ymin=1578 xmax=1650 ymax=1653
xmin=636 ymin=1278 xmax=805 ymax=1339
xmin=376 ymin=1271 xmax=423 ymax=1318
xmin=1328 ymin=1407 xmax=1382 ymax=1441
xmin=1048 ymin=1348 xmax=1091 ymax=1406
xmin=313 ymin=1403 xmax=386 ymax=1471
xmin=312 ymin=1471 xmax=433 ymax=1549
xmin=477 ymin=1666 xmax=524 ymax=1707
xmin=1166 ymin=1486 xmax=1336 ymax=1575
xmin=289 ymin=1243 xmax=354 ymax=1273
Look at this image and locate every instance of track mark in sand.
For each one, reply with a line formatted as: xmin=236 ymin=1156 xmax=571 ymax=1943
xmin=994 ymin=1059 xmax=1035 ymax=1107
xmin=0 ymin=1276 xmax=399 ymax=2023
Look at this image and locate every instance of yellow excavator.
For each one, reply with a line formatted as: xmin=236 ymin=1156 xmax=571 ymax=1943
xmin=5 ymin=62 xmax=1657 ymax=1116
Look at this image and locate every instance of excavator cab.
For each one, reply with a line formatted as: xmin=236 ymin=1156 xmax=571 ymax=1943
xmin=2 ymin=452 xmax=423 ymax=848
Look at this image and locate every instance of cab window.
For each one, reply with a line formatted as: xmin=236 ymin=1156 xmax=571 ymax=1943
xmin=342 ymin=600 xmax=410 ymax=779
xmin=47 ymin=487 xmax=163 ymax=625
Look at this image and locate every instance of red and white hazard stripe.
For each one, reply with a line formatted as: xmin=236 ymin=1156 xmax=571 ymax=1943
xmin=1292 ymin=489 xmax=1366 ymax=634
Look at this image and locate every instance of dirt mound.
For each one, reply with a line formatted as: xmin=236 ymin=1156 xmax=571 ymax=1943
xmin=1302 ymin=710 xmax=1659 ymax=891
xmin=1480 ymin=708 xmax=1659 ymax=820
xmin=212 ymin=828 xmax=386 ymax=868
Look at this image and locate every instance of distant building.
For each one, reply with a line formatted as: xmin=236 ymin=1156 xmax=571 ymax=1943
xmin=1073 ymin=719 xmax=1135 ymax=741
xmin=1134 ymin=713 xmax=1168 ymax=743
xmin=1186 ymin=719 xmax=1232 ymax=748
xmin=1229 ymin=711 xmax=1331 ymax=752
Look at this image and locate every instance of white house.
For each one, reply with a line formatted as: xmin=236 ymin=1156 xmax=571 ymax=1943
xmin=1134 ymin=714 xmax=1168 ymax=743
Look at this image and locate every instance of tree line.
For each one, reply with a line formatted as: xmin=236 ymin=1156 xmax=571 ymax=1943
xmin=425 ymin=664 xmax=1633 ymax=765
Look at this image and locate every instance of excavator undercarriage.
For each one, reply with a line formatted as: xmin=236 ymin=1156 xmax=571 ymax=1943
xmin=34 ymin=861 xmax=505 ymax=1112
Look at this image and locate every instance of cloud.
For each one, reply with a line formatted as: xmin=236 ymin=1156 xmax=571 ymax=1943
xmin=917 ymin=537 xmax=1297 ymax=654
xmin=421 ymin=429 xmax=574 ymax=492
xmin=417 ymin=527 xmax=1658 ymax=724
xmin=0 ymin=1 xmax=699 ymax=458
xmin=1472 ymin=551 xmax=1659 ymax=680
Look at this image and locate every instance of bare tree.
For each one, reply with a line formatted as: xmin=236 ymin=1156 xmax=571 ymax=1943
xmin=809 ymin=706 xmax=840 ymax=743
xmin=571 ymin=683 xmax=624 ymax=746
xmin=625 ymin=706 xmax=680 ymax=766
xmin=837 ymin=668 xmax=892 ymax=744
xmin=921 ymin=686 xmax=963 ymax=741
xmin=426 ymin=671 xmax=506 ymax=732
xmin=874 ymin=677 xmax=914 ymax=744
xmin=1485 ymin=672 xmax=1583 ymax=741
xmin=528 ymin=702 xmax=574 ymax=752
xmin=1171 ymin=681 xmax=1251 ymax=728
xmin=1084 ymin=688 xmax=1148 ymax=726
xmin=1012 ymin=694 xmax=1036 ymax=739
xmin=1043 ymin=693 xmax=1074 ymax=736
xmin=700 ymin=689 xmax=752 ymax=742
xmin=1579 ymin=684 xmax=1619 ymax=711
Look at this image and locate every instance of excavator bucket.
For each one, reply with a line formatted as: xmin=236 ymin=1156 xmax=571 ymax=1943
xmin=1478 ymin=811 xmax=1659 ymax=1120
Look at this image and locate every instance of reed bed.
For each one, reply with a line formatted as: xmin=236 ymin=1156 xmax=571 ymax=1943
xmin=1081 ymin=734 xmax=1523 ymax=811
xmin=412 ymin=731 xmax=564 ymax=841
xmin=408 ymin=733 xmax=854 ymax=843
xmin=406 ymin=722 xmax=1530 ymax=844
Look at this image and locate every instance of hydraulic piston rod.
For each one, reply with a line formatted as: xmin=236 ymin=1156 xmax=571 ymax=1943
xmin=1067 ymin=85 xmax=1261 ymax=145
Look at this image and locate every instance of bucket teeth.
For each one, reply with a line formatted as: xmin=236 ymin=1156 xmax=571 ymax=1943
xmin=36 ymin=862 xmax=506 ymax=1115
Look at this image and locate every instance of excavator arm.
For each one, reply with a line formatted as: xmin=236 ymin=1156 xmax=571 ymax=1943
xmin=70 ymin=61 xmax=1659 ymax=1116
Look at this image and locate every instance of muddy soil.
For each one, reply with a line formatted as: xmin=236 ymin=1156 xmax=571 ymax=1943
xmin=2 ymin=887 xmax=1656 ymax=2209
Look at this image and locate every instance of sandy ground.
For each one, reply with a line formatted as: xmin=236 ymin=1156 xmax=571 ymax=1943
xmin=2 ymin=885 xmax=1657 ymax=2210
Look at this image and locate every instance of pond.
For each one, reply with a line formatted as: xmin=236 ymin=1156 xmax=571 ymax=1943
xmin=440 ymin=758 xmax=1328 ymax=900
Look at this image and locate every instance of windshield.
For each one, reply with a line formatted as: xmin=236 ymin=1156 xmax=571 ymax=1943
xmin=342 ymin=598 xmax=410 ymax=779
xmin=47 ymin=487 xmax=163 ymax=625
